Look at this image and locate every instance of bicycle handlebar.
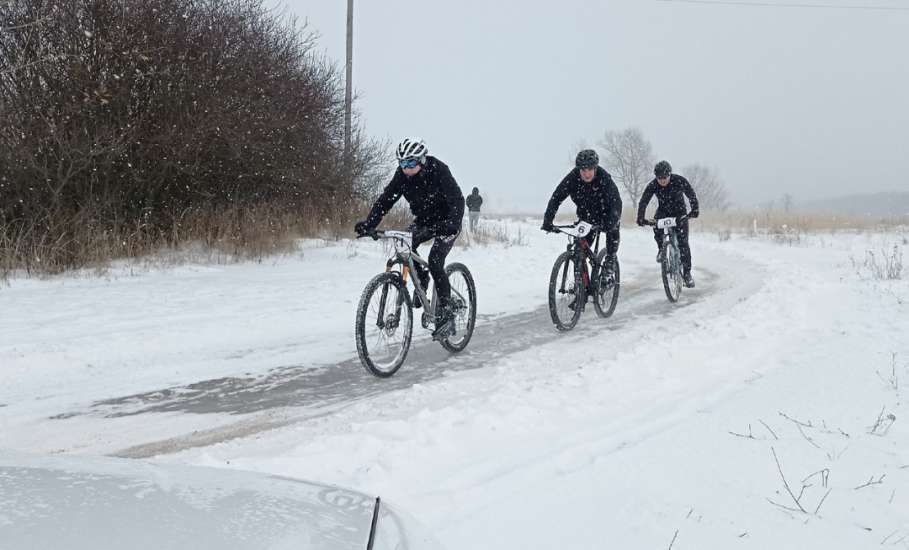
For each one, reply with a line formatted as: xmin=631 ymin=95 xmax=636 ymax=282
xmin=547 ymin=221 xmax=601 ymax=237
xmin=356 ymin=229 xmax=413 ymax=243
xmin=642 ymin=214 xmax=689 ymax=227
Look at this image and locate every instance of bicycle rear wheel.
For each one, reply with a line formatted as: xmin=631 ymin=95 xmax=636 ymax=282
xmin=593 ymin=250 xmax=620 ymax=318
xmin=355 ymin=272 xmax=413 ymax=378
xmin=661 ymin=242 xmax=682 ymax=303
xmin=440 ymin=263 xmax=477 ymax=353
xmin=548 ymin=250 xmax=584 ymax=331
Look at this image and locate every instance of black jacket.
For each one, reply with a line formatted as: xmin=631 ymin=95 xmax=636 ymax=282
xmin=636 ymin=174 xmax=699 ymax=220
xmin=363 ymin=156 xmax=464 ymax=234
xmin=466 ymin=191 xmax=483 ymax=212
xmin=543 ymin=167 xmax=623 ymax=230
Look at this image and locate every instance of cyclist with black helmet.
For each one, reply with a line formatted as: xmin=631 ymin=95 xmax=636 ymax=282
xmin=636 ymin=160 xmax=700 ymax=288
xmin=355 ymin=137 xmax=465 ymax=340
xmin=541 ymin=149 xmax=623 ymax=303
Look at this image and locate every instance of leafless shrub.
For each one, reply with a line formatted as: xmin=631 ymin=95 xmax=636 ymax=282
xmin=759 ymin=419 xmax=779 ymax=440
xmin=458 ymin=219 xmax=527 ymax=249
xmin=1 ymin=0 xmax=386 ymax=275
xmin=859 ymin=246 xmax=903 ymax=281
xmin=876 ymin=352 xmax=899 ymax=391
xmin=728 ymin=424 xmax=759 ymax=439
xmin=767 ymin=447 xmax=831 ymax=516
xmin=696 ymin=210 xmax=906 ymax=235
xmin=854 ymin=474 xmax=886 ymax=490
xmin=769 ymin=224 xmax=801 ymax=246
xmin=868 ymin=406 xmax=897 ymax=436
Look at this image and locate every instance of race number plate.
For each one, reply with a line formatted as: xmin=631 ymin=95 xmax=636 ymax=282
xmin=574 ymin=221 xmax=593 ymax=237
xmin=656 ymin=218 xmax=677 ymax=229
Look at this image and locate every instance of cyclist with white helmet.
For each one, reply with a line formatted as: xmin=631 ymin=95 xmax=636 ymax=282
xmin=355 ymin=138 xmax=465 ymax=339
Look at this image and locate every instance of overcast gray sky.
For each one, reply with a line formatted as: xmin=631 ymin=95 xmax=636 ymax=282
xmin=276 ymin=0 xmax=909 ymax=212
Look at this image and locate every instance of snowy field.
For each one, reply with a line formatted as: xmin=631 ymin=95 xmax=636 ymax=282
xmin=2 ymin=218 xmax=908 ymax=549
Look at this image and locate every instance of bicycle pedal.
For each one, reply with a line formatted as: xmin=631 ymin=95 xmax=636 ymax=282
xmin=431 ymin=320 xmax=455 ymax=341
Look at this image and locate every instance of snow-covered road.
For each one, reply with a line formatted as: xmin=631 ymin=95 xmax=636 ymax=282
xmin=3 ymin=220 xmax=907 ymax=549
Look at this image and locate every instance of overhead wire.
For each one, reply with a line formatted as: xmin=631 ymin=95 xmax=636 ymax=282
xmin=656 ymin=0 xmax=909 ymax=11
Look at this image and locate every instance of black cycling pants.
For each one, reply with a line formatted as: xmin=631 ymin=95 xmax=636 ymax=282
xmin=411 ymin=227 xmax=459 ymax=306
xmin=652 ymin=217 xmax=691 ymax=273
xmin=581 ymin=227 xmax=620 ymax=257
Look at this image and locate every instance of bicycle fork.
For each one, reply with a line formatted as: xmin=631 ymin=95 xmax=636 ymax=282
xmin=376 ymin=262 xmax=408 ymax=330
xmin=662 ymin=231 xmax=681 ymax=273
xmin=579 ymin=241 xmax=592 ymax=291
xmin=559 ymin=246 xmax=591 ymax=298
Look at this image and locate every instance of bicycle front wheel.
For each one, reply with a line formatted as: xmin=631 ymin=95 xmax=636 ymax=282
xmin=440 ymin=263 xmax=477 ymax=353
xmin=661 ymin=243 xmax=682 ymax=303
xmin=548 ymin=250 xmax=584 ymax=331
xmin=593 ymin=250 xmax=620 ymax=318
xmin=355 ymin=272 xmax=413 ymax=378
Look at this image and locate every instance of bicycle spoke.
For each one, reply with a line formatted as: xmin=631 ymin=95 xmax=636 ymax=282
xmin=362 ymin=283 xmax=409 ymax=367
xmin=549 ymin=250 xmax=584 ymax=330
xmin=448 ymin=273 xmax=468 ymax=336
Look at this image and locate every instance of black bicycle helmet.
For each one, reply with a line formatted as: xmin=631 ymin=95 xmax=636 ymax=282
xmin=654 ymin=160 xmax=672 ymax=178
xmin=576 ymin=149 xmax=599 ymax=169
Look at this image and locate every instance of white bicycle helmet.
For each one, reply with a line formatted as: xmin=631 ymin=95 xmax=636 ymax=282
xmin=395 ymin=137 xmax=428 ymax=163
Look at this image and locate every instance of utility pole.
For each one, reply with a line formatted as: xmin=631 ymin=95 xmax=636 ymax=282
xmin=344 ymin=0 xmax=353 ymax=163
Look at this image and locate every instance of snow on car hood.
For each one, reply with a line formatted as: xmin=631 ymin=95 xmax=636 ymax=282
xmin=0 ymin=451 xmax=444 ymax=550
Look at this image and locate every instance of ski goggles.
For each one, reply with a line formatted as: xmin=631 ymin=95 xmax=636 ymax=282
xmin=399 ymin=158 xmax=420 ymax=170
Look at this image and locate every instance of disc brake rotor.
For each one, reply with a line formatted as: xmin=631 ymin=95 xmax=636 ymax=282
xmin=383 ymin=313 xmax=399 ymax=335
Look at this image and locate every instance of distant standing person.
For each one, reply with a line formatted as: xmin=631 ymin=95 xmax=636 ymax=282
xmin=465 ymin=187 xmax=483 ymax=232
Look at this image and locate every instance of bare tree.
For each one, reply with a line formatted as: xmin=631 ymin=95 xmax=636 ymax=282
xmin=566 ymin=138 xmax=590 ymax=168
xmin=597 ymin=127 xmax=655 ymax=207
xmin=681 ymin=163 xmax=731 ymax=212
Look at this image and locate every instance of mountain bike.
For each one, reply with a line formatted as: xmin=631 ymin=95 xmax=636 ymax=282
xmin=546 ymin=221 xmax=620 ymax=331
xmin=355 ymin=229 xmax=477 ymax=378
xmin=643 ymin=215 xmax=687 ymax=303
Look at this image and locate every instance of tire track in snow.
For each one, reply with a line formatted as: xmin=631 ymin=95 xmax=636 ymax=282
xmin=62 ymin=248 xmax=759 ymax=458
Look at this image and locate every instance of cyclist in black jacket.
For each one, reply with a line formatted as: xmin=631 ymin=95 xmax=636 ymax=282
xmin=542 ymin=149 xmax=623 ymax=289
xmin=355 ymin=137 xmax=464 ymax=339
xmin=636 ymin=160 xmax=699 ymax=287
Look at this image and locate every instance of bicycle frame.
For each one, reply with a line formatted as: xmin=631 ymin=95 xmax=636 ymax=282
xmin=644 ymin=216 xmax=687 ymax=301
xmin=553 ymin=221 xmax=602 ymax=292
xmin=646 ymin=216 xmax=688 ymax=258
xmin=368 ymin=230 xmax=467 ymax=330
xmin=660 ymin=226 xmax=679 ymax=259
xmin=650 ymin=216 xmax=685 ymax=271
